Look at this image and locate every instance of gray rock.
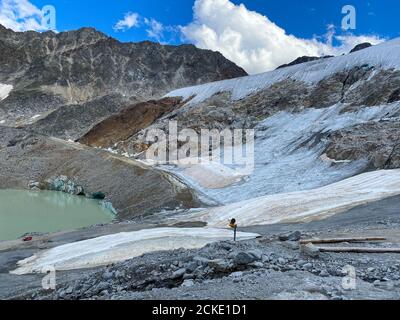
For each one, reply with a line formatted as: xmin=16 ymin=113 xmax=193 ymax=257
xmin=248 ymin=250 xmax=263 ymax=260
xmin=115 ymin=270 xmax=126 ymax=279
xmin=278 ymin=234 xmax=290 ymax=241
xmin=302 ymin=263 xmax=313 ymax=271
xmin=261 ymin=255 xmax=270 ymax=263
xmin=282 ymin=241 xmax=299 ymax=250
xmin=288 ymin=231 xmax=302 ymax=241
xmin=100 ymin=290 xmax=109 ymax=296
xmin=301 ymin=243 xmax=320 ymax=258
xmin=171 ymin=268 xmax=187 ymax=279
xmin=193 ymin=256 xmax=210 ymax=266
xmin=230 ymin=271 xmax=244 ymax=278
xmin=233 ymin=252 xmax=257 ymax=265
xmin=96 ymin=282 xmax=110 ymax=293
xmin=319 ymin=270 xmax=329 ymax=277
xmin=185 ymin=262 xmax=198 ymax=273
xmin=249 ymin=262 xmax=264 ymax=268
xmin=208 ymin=259 xmax=232 ymax=272
xmin=65 ymin=286 xmax=73 ymax=295
xmin=297 ymin=260 xmax=307 ymax=267
xmin=181 ymin=279 xmax=195 ymax=288
xmin=279 ymin=231 xmax=301 ymax=242
xmin=183 ymin=273 xmax=194 ymax=280
xmin=102 ymin=271 xmax=114 ymax=280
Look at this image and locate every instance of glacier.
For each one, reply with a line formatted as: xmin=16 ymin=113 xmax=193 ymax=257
xmin=166 ymin=38 xmax=400 ymax=104
xmin=177 ymin=169 xmax=400 ymax=228
xmin=159 ymin=102 xmax=400 ymax=204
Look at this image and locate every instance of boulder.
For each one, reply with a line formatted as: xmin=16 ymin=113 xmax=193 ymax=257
xmin=193 ymin=256 xmax=210 ymax=266
xmin=208 ymin=259 xmax=232 ymax=272
xmin=247 ymin=249 xmax=263 ymax=260
xmin=233 ymin=252 xmax=257 ymax=265
xmin=288 ymin=231 xmax=302 ymax=241
xmin=171 ymin=268 xmax=187 ymax=279
xmin=301 ymin=243 xmax=320 ymax=258
xmin=181 ymin=279 xmax=195 ymax=287
xmin=279 ymin=231 xmax=301 ymax=242
xmin=350 ymin=42 xmax=372 ymax=53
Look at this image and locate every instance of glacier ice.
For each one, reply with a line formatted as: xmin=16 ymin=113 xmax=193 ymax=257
xmin=11 ymin=227 xmax=259 ymax=274
xmin=160 ymin=102 xmax=400 ymax=204
xmin=166 ymin=38 xmax=400 ymax=104
xmin=0 ymin=83 xmax=13 ymax=101
xmin=178 ymin=169 xmax=400 ymax=227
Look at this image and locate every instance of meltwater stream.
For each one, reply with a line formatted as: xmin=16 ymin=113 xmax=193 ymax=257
xmin=0 ymin=190 xmax=114 ymax=241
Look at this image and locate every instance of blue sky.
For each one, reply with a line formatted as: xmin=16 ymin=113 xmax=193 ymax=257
xmin=1 ymin=0 xmax=399 ymax=73
xmin=26 ymin=0 xmax=399 ymax=43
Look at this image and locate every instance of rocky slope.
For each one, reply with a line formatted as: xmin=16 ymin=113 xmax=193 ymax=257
xmin=326 ymin=121 xmax=400 ymax=169
xmin=0 ymin=24 xmax=246 ymax=126
xmin=0 ymin=126 xmax=203 ymax=219
xmin=79 ymin=97 xmax=184 ymax=148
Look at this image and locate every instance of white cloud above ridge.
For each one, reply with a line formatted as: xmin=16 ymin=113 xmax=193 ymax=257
xmin=0 ymin=0 xmax=46 ymax=32
xmin=114 ymin=12 xmax=178 ymax=44
xmin=113 ymin=12 xmax=140 ymax=31
xmin=181 ymin=0 xmax=385 ymax=74
xmin=144 ymin=18 xmax=164 ymax=42
xmin=1 ymin=0 xmax=386 ymax=74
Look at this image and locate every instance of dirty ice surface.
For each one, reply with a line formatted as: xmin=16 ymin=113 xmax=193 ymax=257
xmin=178 ymin=169 xmax=400 ymax=228
xmin=161 ymin=102 xmax=400 ymax=205
xmin=11 ymin=228 xmax=259 ymax=274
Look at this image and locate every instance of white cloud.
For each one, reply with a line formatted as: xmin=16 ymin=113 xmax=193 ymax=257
xmin=0 ymin=0 xmax=46 ymax=31
xmin=181 ymin=0 xmax=385 ymax=74
xmin=113 ymin=12 xmax=140 ymax=32
xmin=144 ymin=18 xmax=164 ymax=42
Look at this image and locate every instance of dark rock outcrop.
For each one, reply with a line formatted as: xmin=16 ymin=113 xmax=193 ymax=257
xmin=350 ymin=43 xmax=372 ymax=54
xmin=277 ymin=55 xmax=333 ymax=69
xmin=325 ymin=120 xmax=400 ymax=169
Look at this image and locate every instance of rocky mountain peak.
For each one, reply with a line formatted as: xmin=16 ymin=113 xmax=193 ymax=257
xmin=276 ymin=55 xmax=334 ymax=69
xmin=350 ymin=42 xmax=373 ymax=53
xmin=0 ymin=25 xmax=247 ymax=126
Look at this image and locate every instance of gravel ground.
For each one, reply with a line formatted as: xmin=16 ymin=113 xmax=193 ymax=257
xmin=1 ymin=195 xmax=400 ymax=300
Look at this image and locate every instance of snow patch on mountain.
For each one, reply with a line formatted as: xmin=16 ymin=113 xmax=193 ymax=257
xmin=166 ymin=38 xmax=400 ymax=104
xmin=11 ymin=228 xmax=259 ymax=274
xmin=179 ymin=169 xmax=400 ymax=228
xmin=0 ymin=83 xmax=13 ymax=101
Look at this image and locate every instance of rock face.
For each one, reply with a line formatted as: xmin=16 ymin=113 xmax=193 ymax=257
xmin=325 ymin=121 xmax=400 ymax=169
xmin=0 ymin=126 xmax=203 ymax=219
xmin=0 ymin=24 xmax=247 ymax=125
xmin=277 ymin=55 xmax=333 ymax=69
xmin=101 ymin=66 xmax=400 ymax=157
xmin=79 ymin=97 xmax=183 ymax=148
xmin=350 ymin=43 xmax=372 ymax=53
xmin=25 ymin=94 xmax=131 ymax=140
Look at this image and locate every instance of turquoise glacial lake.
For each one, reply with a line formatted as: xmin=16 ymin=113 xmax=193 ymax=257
xmin=0 ymin=190 xmax=114 ymax=241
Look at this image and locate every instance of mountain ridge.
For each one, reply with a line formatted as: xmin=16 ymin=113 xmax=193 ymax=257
xmin=0 ymin=23 xmax=247 ymax=126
